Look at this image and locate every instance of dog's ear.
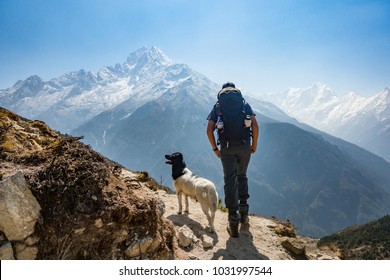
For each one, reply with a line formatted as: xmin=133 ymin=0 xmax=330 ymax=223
xmin=173 ymin=152 xmax=183 ymax=159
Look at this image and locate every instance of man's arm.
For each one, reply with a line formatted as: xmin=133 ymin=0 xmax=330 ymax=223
xmin=250 ymin=115 xmax=259 ymax=153
xmin=206 ymin=120 xmax=221 ymax=158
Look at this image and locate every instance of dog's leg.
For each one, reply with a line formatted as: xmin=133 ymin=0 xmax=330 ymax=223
xmin=211 ymin=210 xmax=216 ymax=228
xmin=210 ymin=198 xmax=217 ymax=228
xmin=184 ymin=195 xmax=189 ymax=213
xmin=200 ymin=203 xmax=215 ymax=233
xmin=177 ymin=192 xmax=183 ymax=215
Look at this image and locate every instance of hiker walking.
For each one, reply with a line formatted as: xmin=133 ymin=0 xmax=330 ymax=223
xmin=206 ymin=82 xmax=259 ymax=238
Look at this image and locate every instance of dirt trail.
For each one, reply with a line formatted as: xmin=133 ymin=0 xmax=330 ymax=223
xmin=155 ymin=187 xmax=340 ymax=260
xmin=158 ymin=190 xmax=292 ymax=260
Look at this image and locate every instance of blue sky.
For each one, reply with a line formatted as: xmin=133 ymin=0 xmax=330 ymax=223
xmin=0 ymin=0 xmax=389 ymax=96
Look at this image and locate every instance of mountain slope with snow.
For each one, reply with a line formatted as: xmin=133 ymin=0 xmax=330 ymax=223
xmin=264 ymin=84 xmax=390 ymax=161
xmin=0 ymin=47 xmax=178 ymax=132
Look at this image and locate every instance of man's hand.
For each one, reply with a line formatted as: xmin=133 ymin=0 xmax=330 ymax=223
xmin=251 ymin=143 xmax=257 ymax=153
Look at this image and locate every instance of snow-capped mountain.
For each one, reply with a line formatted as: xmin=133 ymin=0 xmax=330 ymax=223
xmin=1 ymin=47 xmax=390 ymax=237
xmin=0 ymin=47 xmax=193 ymax=132
xmin=264 ymin=83 xmax=390 ymax=161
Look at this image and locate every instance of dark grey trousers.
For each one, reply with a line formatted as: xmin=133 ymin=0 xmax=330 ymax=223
xmin=220 ymin=143 xmax=251 ymax=225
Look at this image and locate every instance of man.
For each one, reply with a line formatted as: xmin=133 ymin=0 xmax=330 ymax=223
xmin=206 ymin=82 xmax=259 ymax=238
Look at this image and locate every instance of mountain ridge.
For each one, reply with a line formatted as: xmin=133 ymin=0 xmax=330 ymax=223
xmin=264 ymin=84 xmax=390 ymax=161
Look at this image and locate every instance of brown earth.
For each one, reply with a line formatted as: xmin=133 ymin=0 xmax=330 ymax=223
xmin=1 ymin=108 xmax=175 ymax=259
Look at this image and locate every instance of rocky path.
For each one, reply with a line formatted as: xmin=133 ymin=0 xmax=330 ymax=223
xmin=156 ymin=189 xmax=339 ymax=260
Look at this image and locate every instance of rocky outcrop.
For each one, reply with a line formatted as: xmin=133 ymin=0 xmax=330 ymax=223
xmin=0 ymin=171 xmax=41 ymax=240
xmin=0 ymin=171 xmax=41 ymax=259
xmin=0 ymin=108 xmax=176 ymax=260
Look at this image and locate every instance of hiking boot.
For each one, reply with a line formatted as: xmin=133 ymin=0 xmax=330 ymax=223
xmin=227 ymin=224 xmax=239 ymax=238
xmin=239 ymin=203 xmax=249 ymax=224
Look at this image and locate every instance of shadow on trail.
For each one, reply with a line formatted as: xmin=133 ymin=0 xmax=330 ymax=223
xmin=212 ymin=223 xmax=269 ymax=260
xmin=167 ymin=213 xmax=219 ymax=245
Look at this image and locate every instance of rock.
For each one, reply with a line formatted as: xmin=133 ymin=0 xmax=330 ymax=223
xmin=125 ymin=243 xmax=141 ymax=258
xmin=274 ymin=223 xmax=296 ymax=237
xmin=131 ymin=237 xmax=154 ymax=257
xmin=14 ymin=243 xmax=38 ymax=260
xmin=125 ymin=237 xmax=154 ymax=258
xmin=148 ymin=234 xmax=162 ymax=252
xmin=178 ymin=225 xmax=194 ymax=248
xmin=0 ymin=171 xmax=41 ymax=240
xmin=114 ymin=229 xmax=129 ymax=244
xmin=74 ymin=228 xmax=86 ymax=235
xmin=25 ymin=235 xmax=40 ymax=246
xmin=157 ymin=197 xmax=166 ymax=215
xmin=318 ymin=254 xmax=338 ymax=260
xmin=202 ymin=235 xmax=214 ymax=249
xmin=0 ymin=242 xmax=15 ymax=260
xmin=94 ymin=218 xmax=104 ymax=228
xmin=281 ymin=238 xmax=305 ymax=256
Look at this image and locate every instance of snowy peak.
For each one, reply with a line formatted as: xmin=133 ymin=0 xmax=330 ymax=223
xmin=125 ymin=46 xmax=173 ymax=70
xmin=375 ymin=87 xmax=390 ymax=103
xmin=0 ymin=46 xmax=215 ymax=133
xmin=264 ymin=83 xmax=390 ymax=161
xmin=267 ymin=83 xmax=337 ymax=117
xmin=294 ymin=83 xmax=336 ymax=105
xmin=0 ymin=75 xmax=44 ymax=106
xmin=13 ymin=75 xmax=43 ymax=89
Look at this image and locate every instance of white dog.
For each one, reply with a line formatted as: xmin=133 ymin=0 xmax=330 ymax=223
xmin=165 ymin=152 xmax=218 ymax=233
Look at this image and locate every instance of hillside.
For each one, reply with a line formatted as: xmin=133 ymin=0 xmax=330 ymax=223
xmin=0 ymin=107 xmax=341 ymax=260
xmin=0 ymin=107 xmax=175 ymax=259
xmin=319 ymin=215 xmax=390 ymax=260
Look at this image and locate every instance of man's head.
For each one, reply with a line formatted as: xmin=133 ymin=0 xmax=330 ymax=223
xmin=222 ymin=82 xmax=235 ymax=89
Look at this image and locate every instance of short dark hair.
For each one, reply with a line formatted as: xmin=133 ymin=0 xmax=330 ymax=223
xmin=222 ymin=82 xmax=235 ymax=89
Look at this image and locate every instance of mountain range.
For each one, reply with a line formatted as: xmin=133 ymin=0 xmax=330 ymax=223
xmin=1 ymin=47 xmax=390 ymax=237
xmin=264 ymin=83 xmax=390 ymax=162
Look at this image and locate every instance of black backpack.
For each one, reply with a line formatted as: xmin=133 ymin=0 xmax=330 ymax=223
xmin=214 ymin=88 xmax=251 ymax=146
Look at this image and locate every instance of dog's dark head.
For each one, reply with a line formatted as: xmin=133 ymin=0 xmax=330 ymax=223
xmin=165 ymin=152 xmax=187 ymax=180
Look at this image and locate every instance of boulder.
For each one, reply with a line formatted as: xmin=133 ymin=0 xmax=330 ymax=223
xmin=274 ymin=222 xmax=296 ymax=237
xmin=0 ymin=242 xmax=15 ymax=260
xmin=14 ymin=242 xmax=38 ymax=260
xmin=281 ymin=238 xmax=306 ymax=256
xmin=202 ymin=235 xmax=214 ymax=249
xmin=178 ymin=225 xmax=194 ymax=248
xmin=125 ymin=237 xmax=154 ymax=258
xmin=0 ymin=172 xmax=41 ymax=241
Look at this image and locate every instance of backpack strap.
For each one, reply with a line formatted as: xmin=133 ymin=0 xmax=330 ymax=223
xmin=214 ymin=101 xmax=222 ymax=117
